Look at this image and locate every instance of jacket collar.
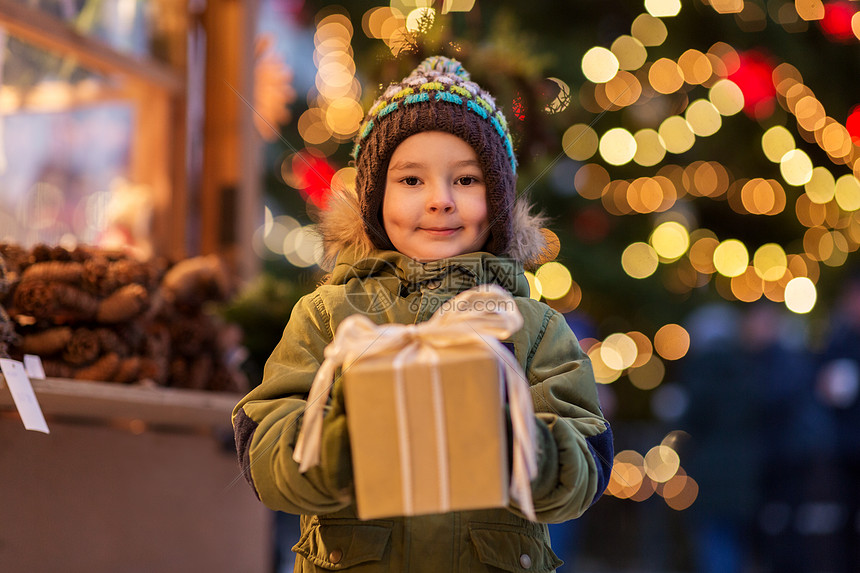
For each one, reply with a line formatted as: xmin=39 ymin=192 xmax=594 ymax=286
xmin=329 ymin=246 xmax=530 ymax=299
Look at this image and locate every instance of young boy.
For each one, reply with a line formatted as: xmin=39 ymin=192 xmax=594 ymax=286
xmin=233 ymin=56 xmax=613 ymax=572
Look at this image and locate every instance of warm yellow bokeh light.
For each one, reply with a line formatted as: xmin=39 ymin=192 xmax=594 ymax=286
xmin=762 ymin=126 xmax=795 ymax=163
xmin=325 ymin=98 xmax=363 ymax=136
xmin=599 ymin=128 xmax=637 ymax=166
xmin=784 ymin=276 xmax=816 ymax=314
xmin=611 ymin=35 xmax=648 ymax=71
xmin=601 ymin=333 xmax=639 ymax=371
xmin=622 ymin=242 xmax=660 ymax=279
xmin=710 ymin=0 xmax=744 ymax=14
xmin=582 ymin=47 xmax=620 ymax=84
xmin=633 ymin=129 xmax=667 ymax=167
xmin=654 ymin=324 xmax=690 ymax=361
xmin=589 ymin=344 xmax=622 ymax=384
xmin=524 ymin=271 xmax=542 ymax=301
xmin=780 ymin=149 xmax=814 ymax=186
xmin=629 ymin=331 xmax=655 ymax=368
xmin=835 ymin=175 xmax=860 ymax=212
xmin=678 ymin=49 xmax=713 ymax=85
xmin=853 ymin=12 xmax=860 ymax=41
xmin=331 ymin=167 xmax=357 ymax=193
xmin=644 ymin=445 xmax=681 ymax=483
xmin=629 ymin=354 xmax=665 ymax=390
xmin=689 ymin=236 xmax=719 ymax=274
xmin=685 ymin=100 xmax=722 ymax=137
xmin=796 ymin=0 xmax=825 ymax=21
xmin=562 ymin=124 xmax=599 ymax=161
xmin=632 ymin=13 xmax=669 ymax=46
xmin=713 ymin=239 xmax=749 ymax=277
xmin=535 ymin=262 xmax=573 ymax=300
xmin=645 ymin=0 xmax=682 ymax=18
xmin=405 ymin=7 xmax=435 ymax=32
xmin=753 ymin=243 xmax=788 ymax=281
xmin=805 ymin=167 xmax=836 ymax=204
xmin=709 ymin=79 xmax=745 ymax=115
xmin=649 ymin=58 xmax=684 ymax=94
xmin=659 ymin=116 xmax=696 ymax=154
xmin=650 ymin=221 xmax=690 ymax=260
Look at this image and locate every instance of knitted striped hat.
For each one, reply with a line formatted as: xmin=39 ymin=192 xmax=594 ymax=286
xmin=352 ymin=56 xmax=518 ymax=255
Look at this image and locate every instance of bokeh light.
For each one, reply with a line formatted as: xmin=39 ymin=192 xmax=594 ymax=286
xmin=645 ymin=0 xmax=682 ymax=18
xmin=644 ymin=445 xmax=681 ymax=483
xmin=784 ymin=276 xmax=817 ymax=313
xmin=633 ymin=129 xmax=667 ymax=167
xmin=535 ymin=262 xmax=573 ymax=300
xmin=659 ymin=116 xmax=696 ymax=154
xmin=686 ymin=100 xmax=722 ymax=137
xmin=649 ymin=58 xmax=684 ymax=94
xmin=632 ymin=13 xmax=669 ymax=46
xmin=622 ymin=242 xmax=660 ymax=278
xmin=780 ymin=149 xmax=814 ymax=186
xmin=599 ymin=128 xmax=637 ymax=165
xmin=762 ymin=125 xmax=795 ymax=163
xmin=714 ymin=239 xmax=749 ymax=277
xmin=753 ymin=243 xmax=788 ymax=281
xmin=611 ymin=35 xmax=648 ymax=71
xmin=601 ymin=333 xmax=639 ymax=370
xmin=709 ymin=79 xmax=745 ymax=115
xmin=524 ymin=271 xmax=542 ymax=301
xmin=562 ymin=124 xmax=599 ymax=161
xmin=582 ymin=47 xmax=620 ymax=83
xmin=650 ymin=221 xmax=690 ymax=260
xmin=835 ymin=174 xmax=860 ymax=211
xmin=629 ymin=354 xmax=665 ymax=390
xmin=654 ymin=324 xmax=690 ymax=360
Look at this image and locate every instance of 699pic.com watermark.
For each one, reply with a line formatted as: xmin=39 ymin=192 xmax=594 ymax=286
xmin=433 ymin=296 xmax=518 ymax=316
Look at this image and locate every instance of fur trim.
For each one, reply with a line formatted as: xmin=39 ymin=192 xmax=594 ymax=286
xmin=316 ymin=188 xmax=549 ymax=271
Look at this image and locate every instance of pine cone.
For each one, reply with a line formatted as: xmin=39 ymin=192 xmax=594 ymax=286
xmin=21 ymin=261 xmax=84 ymax=284
xmin=82 ymin=256 xmax=118 ymax=296
xmin=63 ymin=328 xmax=101 ymax=365
xmin=52 ymin=283 xmax=99 ymax=321
xmin=96 ymin=328 xmax=130 ymax=357
xmin=18 ymin=326 xmax=73 ymax=356
xmin=113 ymin=356 xmax=141 ymax=384
xmin=74 ymin=352 xmax=120 ymax=382
xmin=96 ymin=284 xmax=149 ymax=323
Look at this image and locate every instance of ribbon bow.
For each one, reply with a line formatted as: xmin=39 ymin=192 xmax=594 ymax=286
xmin=293 ymin=284 xmax=538 ymax=520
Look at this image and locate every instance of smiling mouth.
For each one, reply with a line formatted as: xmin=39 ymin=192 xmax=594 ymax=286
xmin=420 ymin=227 xmax=461 ymax=235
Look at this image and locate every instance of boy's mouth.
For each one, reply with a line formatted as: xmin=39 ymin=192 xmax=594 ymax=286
xmin=420 ymin=227 xmax=461 ymax=236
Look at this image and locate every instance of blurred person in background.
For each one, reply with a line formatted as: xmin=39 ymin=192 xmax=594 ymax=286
xmin=816 ymin=274 xmax=860 ymax=573
xmin=681 ymin=303 xmax=764 ymax=573
xmin=741 ymin=303 xmax=829 ymax=573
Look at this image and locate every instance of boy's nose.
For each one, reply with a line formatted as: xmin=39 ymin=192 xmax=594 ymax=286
xmin=426 ymin=183 xmax=455 ymax=213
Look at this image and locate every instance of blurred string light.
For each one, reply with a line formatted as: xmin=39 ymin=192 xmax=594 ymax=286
xmin=605 ymin=434 xmax=698 ymax=510
xmin=301 ymin=11 xmax=362 ymax=148
xmin=254 ymin=207 xmax=325 ymax=267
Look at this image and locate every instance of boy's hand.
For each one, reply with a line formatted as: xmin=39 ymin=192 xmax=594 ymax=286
xmin=320 ymin=378 xmax=353 ymax=497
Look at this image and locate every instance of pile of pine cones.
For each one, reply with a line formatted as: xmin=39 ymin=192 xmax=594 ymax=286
xmin=0 ymin=243 xmax=248 ymax=394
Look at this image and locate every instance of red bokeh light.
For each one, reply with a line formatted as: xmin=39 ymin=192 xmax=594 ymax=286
xmin=728 ymin=50 xmax=776 ymax=120
xmin=847 ymin=105 xmax=860 ymax=144
xmin=292 ymin=150 xmax=336 ymax=208
xmin=819 ymin=1 xmax=857 ymax=43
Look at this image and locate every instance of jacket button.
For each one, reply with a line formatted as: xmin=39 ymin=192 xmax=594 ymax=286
xmin=519 ymin=553 xmax=532 ymax=569
xmin=329 ymin=549 xmax=343 ymax=564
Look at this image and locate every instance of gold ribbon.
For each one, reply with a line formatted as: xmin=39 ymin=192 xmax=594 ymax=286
xmin=293 ymin=284 xmax=538 ymax=521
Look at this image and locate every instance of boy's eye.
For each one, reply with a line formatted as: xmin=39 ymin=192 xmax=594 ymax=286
xmin=401 ymin=176 xmax=420 ymax=186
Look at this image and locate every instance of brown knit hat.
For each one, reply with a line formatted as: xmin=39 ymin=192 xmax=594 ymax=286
xmin=352 ymin=56 xmax=517 ymax=255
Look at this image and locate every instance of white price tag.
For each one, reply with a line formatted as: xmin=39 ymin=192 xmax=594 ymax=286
xmin=23 ymin=354 xmax=46 ymax=380
xmin=0 ymin=359 xmax=50 ymax=433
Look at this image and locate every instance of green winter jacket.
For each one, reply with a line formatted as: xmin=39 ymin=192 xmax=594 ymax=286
xmin=232 ymin=242 xmax=613 ymax=573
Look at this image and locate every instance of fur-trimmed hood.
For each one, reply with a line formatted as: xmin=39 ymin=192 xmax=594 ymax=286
xmin=316 ymin=188 xmax=551 ymax=272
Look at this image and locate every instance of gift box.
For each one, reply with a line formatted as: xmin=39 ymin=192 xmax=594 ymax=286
xmin=343 ymin=345 xmax=508 ymax=520
xmin=293 ymin=285 xmax=538 ymax=522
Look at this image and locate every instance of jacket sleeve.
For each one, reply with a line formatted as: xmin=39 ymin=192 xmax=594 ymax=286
xmin=511 ymin=304 xmax=614 ymax=523
xmin=231 ymin=292 xmax=352 ymax=515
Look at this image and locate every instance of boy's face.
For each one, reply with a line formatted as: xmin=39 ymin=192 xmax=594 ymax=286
xmin=382 ymin=131 xmax=489 ymax=262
